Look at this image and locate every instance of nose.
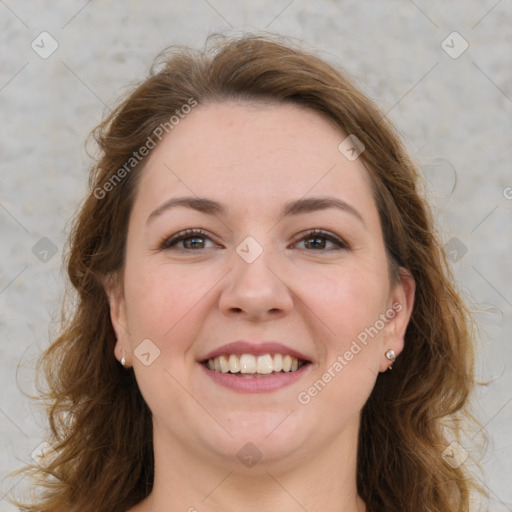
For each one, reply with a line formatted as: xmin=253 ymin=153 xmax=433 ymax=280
xmin=218 ymin=244 xmax=294 ymax=321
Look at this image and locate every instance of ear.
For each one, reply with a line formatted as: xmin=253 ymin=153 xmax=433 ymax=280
xmin=102 ymin=273 xmax=131 ymax=366
xmin=379 ymin=268 xmax=415 ymax=372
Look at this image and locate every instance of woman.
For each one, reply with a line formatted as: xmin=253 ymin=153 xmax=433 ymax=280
xmin=14 ymin=34 xmax=483 ymax=511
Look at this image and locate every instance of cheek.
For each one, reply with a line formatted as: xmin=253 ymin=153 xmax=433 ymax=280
xmin=297 ymin=261 xmax=388 ymax=342
xmin=295 ymin=261 xmax=388 ymax=406
xmin=121 ymin=262 xmax=218 ymax=411
xmin=295 ymin=270 xmax=383 ymax=421
xmin=122 ymin=261 xmax=216 ymax=344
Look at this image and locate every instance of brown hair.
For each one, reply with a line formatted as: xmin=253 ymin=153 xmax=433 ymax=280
xmin=12 ymin=34 xmax=484 ymax=511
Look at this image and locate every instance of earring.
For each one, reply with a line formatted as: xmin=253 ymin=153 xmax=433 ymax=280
xmin=385 ymin=349 xmax=396 ymax=370
xmin=120 ymin=351 xmax=126 ymax=367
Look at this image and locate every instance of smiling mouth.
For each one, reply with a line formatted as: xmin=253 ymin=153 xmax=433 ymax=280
xmin=202 ymin=353 xmax=310 ymax=377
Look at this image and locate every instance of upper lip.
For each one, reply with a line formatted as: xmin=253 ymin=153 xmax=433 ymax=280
xmin=200 ymin=341 xmax=312 ymax=362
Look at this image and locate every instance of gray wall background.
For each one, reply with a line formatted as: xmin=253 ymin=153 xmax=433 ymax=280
xmin=1 ymin=1 xmax=511 ymax=510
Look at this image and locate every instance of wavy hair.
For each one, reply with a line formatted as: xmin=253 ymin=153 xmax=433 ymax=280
xmin=12 ymin=34 xmax=484 ymax=512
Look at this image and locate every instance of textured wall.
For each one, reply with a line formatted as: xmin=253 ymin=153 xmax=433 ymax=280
xmin=1 ymin=1 xmax=511 ymax=510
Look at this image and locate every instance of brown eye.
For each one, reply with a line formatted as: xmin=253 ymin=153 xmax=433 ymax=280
xmin=182 ymin=236 xmax=206 ymax=249
xmin=160 ymin=229 xmax=219 ymax=251
xmin=294 ymin=230 xmax=348 ymax=251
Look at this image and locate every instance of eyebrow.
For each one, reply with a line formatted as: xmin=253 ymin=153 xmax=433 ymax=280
xmin=146 ymin=195 xmax=365 ymax=225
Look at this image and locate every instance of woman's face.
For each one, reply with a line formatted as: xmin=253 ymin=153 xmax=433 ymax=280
xmin=107 ymin=101 xmax=414 ymax=472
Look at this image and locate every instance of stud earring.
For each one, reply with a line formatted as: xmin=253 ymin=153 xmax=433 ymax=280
xmin=120 ymin=351 xmax=126 ymax=367
xmin=385 ymin=349 xmax=396 ymax=370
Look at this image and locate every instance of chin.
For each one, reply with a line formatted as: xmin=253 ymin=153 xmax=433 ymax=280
xmin=203 ymin=410 xmax=311 ymax=461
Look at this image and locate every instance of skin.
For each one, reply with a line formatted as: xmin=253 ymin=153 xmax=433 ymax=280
xmin=105 ymin=101 xmax=415 ymax=512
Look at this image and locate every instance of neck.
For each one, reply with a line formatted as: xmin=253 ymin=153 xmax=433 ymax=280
xmin=132 ymin=417 xmax=366 ymax=512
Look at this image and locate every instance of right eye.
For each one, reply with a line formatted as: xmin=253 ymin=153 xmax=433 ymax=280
xmin=159 ymin=229 xmax=221 ymax=251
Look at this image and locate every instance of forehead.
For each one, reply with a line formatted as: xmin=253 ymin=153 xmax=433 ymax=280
xmin=134 ymin=101 xmax=378 ymax=223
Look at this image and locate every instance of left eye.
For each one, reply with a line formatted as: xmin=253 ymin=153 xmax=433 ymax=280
xmin=293 ymin=230 xmax=348 ymax=251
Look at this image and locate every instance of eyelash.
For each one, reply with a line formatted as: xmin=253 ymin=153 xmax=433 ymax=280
xmin=158 ymin=229 xmax=349 ymax=252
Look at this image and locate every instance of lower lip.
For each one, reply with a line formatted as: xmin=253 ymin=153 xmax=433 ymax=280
xmin=199 ymin=362 xmax=311 ymax=393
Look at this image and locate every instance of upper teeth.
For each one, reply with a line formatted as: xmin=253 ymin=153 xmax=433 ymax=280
xmin=205 ymin=354 xmax=301 ymax=374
